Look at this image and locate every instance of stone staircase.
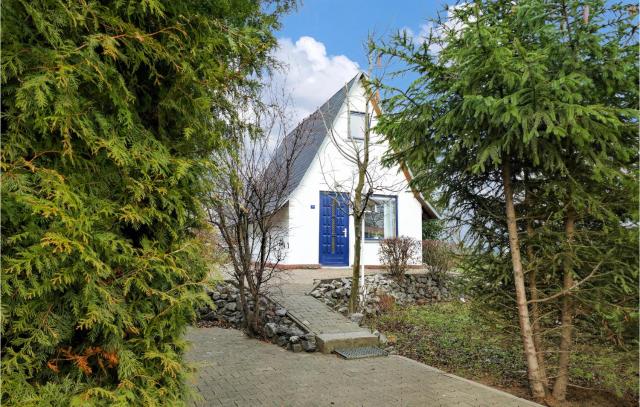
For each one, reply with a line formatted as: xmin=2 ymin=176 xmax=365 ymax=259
xmin=267 ymin=283 xmax=379 ymax=354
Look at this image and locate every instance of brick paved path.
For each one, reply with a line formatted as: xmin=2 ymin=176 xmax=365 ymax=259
xmin=267 ymin=283 xmax=368 ymax=335
xmin=186 ymin=327 xmax=540 ymax=407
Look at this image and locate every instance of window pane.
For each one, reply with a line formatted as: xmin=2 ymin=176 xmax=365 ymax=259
xmin=350 ymin=112 xmax=365 ymax=140
xmin=384 ymin=198 xmax=397 ymax=238
xmin=364 ymin=196 xmax=396 ymax=239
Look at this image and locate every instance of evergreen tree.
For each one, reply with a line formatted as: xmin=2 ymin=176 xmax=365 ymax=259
xmin=1 ymin=0 xmax=291 ymax=404
xmin=373 ymin=0 xmax=638 ymax=402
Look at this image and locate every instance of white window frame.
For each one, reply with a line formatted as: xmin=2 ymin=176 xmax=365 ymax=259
xmin=349 ymin=111 xmax=367 ymax=141
xmin=364 ymin=195 xmax=398 ymax=241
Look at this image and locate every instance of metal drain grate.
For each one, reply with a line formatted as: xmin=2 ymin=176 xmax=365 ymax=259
xmin=334 ymin=347 xmax=388 ymax=360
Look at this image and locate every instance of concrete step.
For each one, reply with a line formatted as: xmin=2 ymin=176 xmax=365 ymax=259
xmin=316 ymin=331 xmax=379 ymax=354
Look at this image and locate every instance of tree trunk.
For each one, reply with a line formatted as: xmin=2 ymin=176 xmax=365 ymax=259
xmin=347 ymin=75 xmax=370 ymax=314
xmin=502 ymin=160 xmax=547 ymax=401
xmin=349 ymin=134 xmax=367 ymax=313
xmin=238 ymin=281 xmax=251 ymax=331
xmin=526 ymin=221 xmax=549 ymax=394
xmin=552 ymin=205 xmax=576 ymax=401
xmin=349 ymin=210 xmax=362 ymax=313
xmin=250 ymin=291 xmax=261 ymax=336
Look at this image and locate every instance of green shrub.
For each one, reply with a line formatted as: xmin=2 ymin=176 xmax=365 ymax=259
xmin=1 ymin=1 xmax=286 ymax=404
xmin=421 ymin=219 xmax=444 ymax=240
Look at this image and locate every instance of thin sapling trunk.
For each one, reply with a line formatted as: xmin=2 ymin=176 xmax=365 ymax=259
xmin=552 ymin=204 xmax=576 ymax=401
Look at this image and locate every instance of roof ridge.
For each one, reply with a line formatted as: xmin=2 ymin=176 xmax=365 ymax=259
xmin=291 ymin=71 xmax=362 ymax=131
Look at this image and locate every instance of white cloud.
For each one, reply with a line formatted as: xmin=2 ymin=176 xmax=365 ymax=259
xmin=404 ymin=3 xmax=471 ymax=54
xmin=270 ymin=36 xmax=360 ymax=125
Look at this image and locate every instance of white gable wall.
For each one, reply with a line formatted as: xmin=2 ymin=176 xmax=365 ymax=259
xmin=284 ymin=79 xmax=422 ymax=266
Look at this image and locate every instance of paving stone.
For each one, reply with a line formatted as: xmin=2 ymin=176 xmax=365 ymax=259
xmin=186 ymin=327 xmax=540 ymax=406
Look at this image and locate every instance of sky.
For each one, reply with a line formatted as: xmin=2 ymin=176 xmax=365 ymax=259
xmin=272 ymin=0 xmax=453 ymax=124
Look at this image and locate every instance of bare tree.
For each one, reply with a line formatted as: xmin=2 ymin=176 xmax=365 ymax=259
xmin=319 ymin=56 xmax=405 ymax=314
xmin=205 ymin=87 xmax=311 ymax=336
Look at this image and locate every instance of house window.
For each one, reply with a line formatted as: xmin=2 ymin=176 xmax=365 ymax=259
xmin=349 ymin=111 xmax=366 ymax=140
xmin=364 ymin=195 xmax=397 ymax=240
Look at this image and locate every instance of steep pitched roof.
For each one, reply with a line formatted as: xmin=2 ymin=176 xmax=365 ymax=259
xmin=274 ymin=71 xmax=440 ymax=220
xmin=275 ymin=72 xmax=363 ymax=197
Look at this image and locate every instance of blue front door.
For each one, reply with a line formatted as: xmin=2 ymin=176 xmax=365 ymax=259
xmin=319 ymin=192 xmax=349 ymax=266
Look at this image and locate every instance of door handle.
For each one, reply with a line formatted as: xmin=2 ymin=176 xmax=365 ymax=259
xmin=343 ymin=228 xmax=347 ymax=237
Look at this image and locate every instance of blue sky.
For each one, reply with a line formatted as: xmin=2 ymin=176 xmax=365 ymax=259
xmin=278 ymin=0 xmax=449 ymax=68
xmin=271 ymin=1 xmax=453 ymax=123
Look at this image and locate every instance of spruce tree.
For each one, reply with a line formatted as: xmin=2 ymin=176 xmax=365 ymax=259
xmin=373 ymin=0 xmax=637 ymax=401
xmin=1 ymin=0 xmax=290 ymax=404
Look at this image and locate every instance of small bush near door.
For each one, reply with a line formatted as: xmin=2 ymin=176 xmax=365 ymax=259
xmin=378 ymin=236 xmax=420 ymax=280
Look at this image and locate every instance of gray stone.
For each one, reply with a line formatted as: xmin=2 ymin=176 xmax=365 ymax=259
xmin=301 ymin=338 xmax=317 ymax=352
xmin=289 ymin=335 xmax=300 ymax=344
xmin=276 ymin=336 xmax=288 ymax=347
xmin=275 ymin=308 xmax=287 ymax=317
xmin=292 ymin=343 xmax=303 ymax=353
xmin=200 ymin=310 xmax=217 ymax=322
xmin=301 ymin=333 xmax=317 ymax=352
xmin=379 ymin=333 xmax=388 ymax=345
xmin=289 ymin=327 xmax=305 ymax=337
xmin=265 ymin=323 xmax=277 ymax=338
xmin=225 ymin=302 xmax=237 ymax=312
xmin=349 ymin=312 xmax=364 ymax=325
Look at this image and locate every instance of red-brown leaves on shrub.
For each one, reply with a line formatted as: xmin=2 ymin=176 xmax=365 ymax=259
xmin=378 ymin=236 xmax=420 ymax=280
xmin=48 ymin=347 xmax=119 ymax=376
xmin=379 ymin=294 xmax=396 ymax=313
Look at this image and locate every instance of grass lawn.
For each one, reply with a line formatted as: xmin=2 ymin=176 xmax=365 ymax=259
xmin=371 ymin=302 xmax=638 ymax=406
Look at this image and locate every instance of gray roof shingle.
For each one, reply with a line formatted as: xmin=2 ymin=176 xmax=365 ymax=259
xmin=273 ymin=72 xmax=362 ymax=198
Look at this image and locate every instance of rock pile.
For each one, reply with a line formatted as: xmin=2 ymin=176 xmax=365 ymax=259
xmin=197 ymin=283 xmax=316 ymax=352
xmin=309 ymin=273 xmax=449 ymax=317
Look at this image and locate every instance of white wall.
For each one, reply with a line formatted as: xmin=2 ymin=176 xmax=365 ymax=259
xmin=249 ymin=203 xmax=289 ymax=264
xmin=284 ymin=79 xmax=423 ymax=266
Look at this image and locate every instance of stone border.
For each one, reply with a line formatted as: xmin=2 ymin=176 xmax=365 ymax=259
xmin=196 ymin=281 xmax=317 ymax=352
xmin=308 ymin=272 xmax=450 ymax=317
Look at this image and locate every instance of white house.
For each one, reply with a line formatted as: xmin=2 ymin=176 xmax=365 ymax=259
xmin=273 ymin=72 xmax=439 ymax=268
